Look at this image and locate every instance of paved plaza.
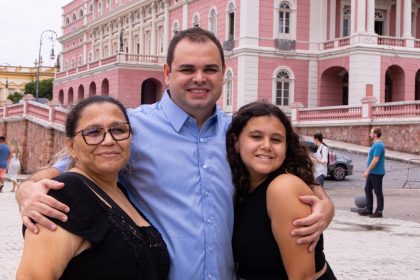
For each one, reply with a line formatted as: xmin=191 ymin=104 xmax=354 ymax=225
xmin=1 ymin=181 xmax=420 ymax=279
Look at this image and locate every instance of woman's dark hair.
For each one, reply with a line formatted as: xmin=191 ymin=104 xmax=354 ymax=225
xmin=313 ymin=132 xmax=327 ymax=146
xmin=65 ymin=96 xmax=130 ymax=137
xmin=226 ymin=102 xmax=316 ymax=200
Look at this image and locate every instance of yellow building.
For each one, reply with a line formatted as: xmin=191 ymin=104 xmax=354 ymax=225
xmin=0 ymin=65 xmax=56 ymax=104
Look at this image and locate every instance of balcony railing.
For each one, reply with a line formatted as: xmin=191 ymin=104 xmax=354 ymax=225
xmin=377 ymin=36 xmax=406 ymax=47
xmin=292 ymin=100 xmax=420 ymax=123
xmin=56 ymin=53 xmax=164 ymax=79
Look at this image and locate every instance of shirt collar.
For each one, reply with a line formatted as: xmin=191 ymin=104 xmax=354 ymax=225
xmin=160 ymin=90 xmax=219 ymax=132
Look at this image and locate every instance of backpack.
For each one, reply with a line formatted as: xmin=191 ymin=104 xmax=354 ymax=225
xmin=321 ymin=145 xmax=337 ymax=165
xmin=327 ymin=149 xmax=337 ymax=165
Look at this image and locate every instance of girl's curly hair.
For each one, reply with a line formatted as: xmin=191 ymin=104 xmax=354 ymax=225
xmin=226 ymin=102 xmax=317 ymax=200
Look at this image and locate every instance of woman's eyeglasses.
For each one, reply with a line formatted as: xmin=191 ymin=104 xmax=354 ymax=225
xmin=74 ymin=122 xmax=131 ymax=145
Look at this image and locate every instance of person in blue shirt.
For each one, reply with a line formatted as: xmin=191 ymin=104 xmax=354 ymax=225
xmin=359 ymin=127 xmax=386 ymax=218
xmin=16 ymin=27 xmax=335 ymax=279
xmin=0 ymin=136 xmax=11 ymax=192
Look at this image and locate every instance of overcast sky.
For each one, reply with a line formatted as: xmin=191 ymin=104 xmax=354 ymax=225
xmin=0 ymin=0 xmax=70 ymax=67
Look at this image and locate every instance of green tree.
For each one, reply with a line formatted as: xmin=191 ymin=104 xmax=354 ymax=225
xmin=24 ymin=79 xmax=54 ymax=100
xmin=7 ymin=92 xmax=23 ymax=104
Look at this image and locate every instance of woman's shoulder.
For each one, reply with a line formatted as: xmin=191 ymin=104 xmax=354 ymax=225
xmin=267 ymin=173 xmax=313 ymax=197
xmin=49 ymin=172 xmax=93 ymax=200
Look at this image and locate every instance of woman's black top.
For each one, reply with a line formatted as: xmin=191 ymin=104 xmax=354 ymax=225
xmin=232 ymin=173 xmax=327 ymax=280
xmin=28 ymin=172 xmax=170 ymax=280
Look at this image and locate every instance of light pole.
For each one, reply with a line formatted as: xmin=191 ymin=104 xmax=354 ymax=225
xmin=35 ymin=30 xmax=57 ymax=102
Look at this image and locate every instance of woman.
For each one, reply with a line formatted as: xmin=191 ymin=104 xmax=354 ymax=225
xmin=311 ymin=132 xmax=329 ymax=187
xmin=17 ymin=96 xmax=169 ymax=279
xmin=226 ymin=102 xmax=335 ymax=280
xmin=7 ymin=139 xmax=21 ymax=192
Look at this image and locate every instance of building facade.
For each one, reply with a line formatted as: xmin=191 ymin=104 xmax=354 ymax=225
xmin=54 ymin=0 xmax=420 ymax=113
xmin=0 ymin=65 xmax=55 ymax=105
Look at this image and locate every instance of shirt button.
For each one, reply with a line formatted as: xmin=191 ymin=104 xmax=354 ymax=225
xmin=205 ymin=191 xmax=209 ymax=196
xmin=207 ymin=218 xmax=212 ymax=224
xmin=199 ymin=138 xmax=205 ymax=143
xmin=207 ymin=273 xmax=212 ymax=279
xmin=203 ymin=164 xmax=208 ymax=169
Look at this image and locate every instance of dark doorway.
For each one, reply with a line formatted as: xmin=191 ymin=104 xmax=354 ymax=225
xmin=141 ymin=79 xmax=158 ymax=104
xmin=375 ymin=21 xmax=383 ymax=35
xmin=343 ymin=73 xmax=349 ymax=105
xmin=385 ymin=70 xmax=392 ymax=102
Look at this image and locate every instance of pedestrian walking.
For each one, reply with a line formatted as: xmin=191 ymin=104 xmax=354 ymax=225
xmin=0 ymin=136 xmax=11 ymax=192
xmin=311 ymin=132 xmax=329 ymax=187
xmin=7 ymin=139 xmax=21 ymax=192
xmin=359 ymin=127 xmax=385 ymax=218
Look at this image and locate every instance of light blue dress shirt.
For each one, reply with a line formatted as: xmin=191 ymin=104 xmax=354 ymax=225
xmin=55 ymin=91 xmax=235 ymax=280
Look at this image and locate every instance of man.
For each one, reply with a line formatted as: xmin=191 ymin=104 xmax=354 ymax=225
xmin=359 ymin=127 xmax=385 ymax=218
xmin=0 ymin=136 xmax=11 ymax=192
xmin=17 ymin=28 xmax=334 ymax=279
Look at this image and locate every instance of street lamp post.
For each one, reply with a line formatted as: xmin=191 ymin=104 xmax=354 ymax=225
xmin=35 ymin=30 xmax=57 ymax=102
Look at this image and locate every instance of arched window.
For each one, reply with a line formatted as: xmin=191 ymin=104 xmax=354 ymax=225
xmin=66 ymin=17 xmax=70 ymax=25
xmin=89 ymin=4 xmax=93 ymax=12
xmin=279 ymin=2 xmax=290 ymax=34
xmin=225 ymin=70 xmax=233 ymax=111
xmin=342 ymin=6 xmax=351 ymax=37
xmin=72 ymin=12 xmax=77 ymax=21
xmin=173 ymin=21 xmax=179 ymax=35
xmin=227 ymin=2 xmax=235 ymax=40
xmin=193 ymin=14 xmax=200 ymax=27
xmin=209 ymin=9 xmax=217 ymax=34
xmin=79 ymin=9 xmax=84 ymax=17
xmin=275 ymin=70 xmax=290 ymax=106
xmin=78 ymin=55 xmax=82 ymax=65
xmin=71 ymin=58 xmax=75 ymax=69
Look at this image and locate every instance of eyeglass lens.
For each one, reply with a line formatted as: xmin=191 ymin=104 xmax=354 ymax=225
xmin=81 ymin=123 xmax=130 ymax=145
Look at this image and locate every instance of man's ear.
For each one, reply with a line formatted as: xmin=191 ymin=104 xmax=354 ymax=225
xmin=163 ymin=64 xmax=171 ymax=86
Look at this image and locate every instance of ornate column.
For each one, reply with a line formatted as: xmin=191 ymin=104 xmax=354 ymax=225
xmin=403 ymin=0 xmax=413 ymax=38
xmin=357 ymin=0 xmax=367 ymax=33
xmin=128 ymin=13 xmax=133 ymax=54
xmin=151 ymin=3 xmax=157 ymax=55
xmin=366 ymin=0 xmax=375 ymax=33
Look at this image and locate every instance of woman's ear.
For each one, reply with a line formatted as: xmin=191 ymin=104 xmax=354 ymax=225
xmin=233 ymin=135 xmax=239 ymax=153
xmin=65 ymin=138 xmax=77 ymax=160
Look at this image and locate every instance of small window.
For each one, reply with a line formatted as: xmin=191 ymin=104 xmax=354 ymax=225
xmin=66 ymin=17 xmax=70 ymax=25
xmin=227 ymin=3 xmax=235 ymax=41
xmin=275 ymin=70 xmax=290 ymax=106
xmin=225 ymin=71 xmax=233 ymax=107
xmin=173 ymin=21 xmax=179 ymax=35
xmin=209 ymin=9 xmax=217 ymax=34
xmin=72 ymin=13 xmax=77 ymax=21
xmin=79 ymin=9 xmax=84 ymax=17
xmin=193 ymin=14 xmax=200 ymax=27
xmin=279 ymin=2 xmax=290 ymax=34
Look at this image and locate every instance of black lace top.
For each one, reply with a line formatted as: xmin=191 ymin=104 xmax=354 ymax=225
xmin=46 ymin=172 xmax=170 ymax=280
xmin=232 ymin=173 xmax=326 ymax=279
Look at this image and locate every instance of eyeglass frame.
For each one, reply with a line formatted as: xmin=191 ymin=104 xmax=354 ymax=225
xmin=73 ymin=122 xmax=132 ymax=145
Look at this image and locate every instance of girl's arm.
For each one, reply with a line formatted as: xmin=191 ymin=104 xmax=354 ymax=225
xmin=17 ymin=225 xmax=86 ymax=280
xmin=267 ymin=174 xmax=316 ymax=280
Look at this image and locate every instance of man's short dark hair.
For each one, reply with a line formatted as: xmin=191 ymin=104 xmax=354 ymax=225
xmin=372 ymin=127 xmax=382 ymax=138
xmin=166 ymin=27 xmax=225 ymax=70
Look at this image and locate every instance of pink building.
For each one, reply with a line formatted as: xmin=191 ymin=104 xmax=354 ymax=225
xmin=55 ymin=0 xmax=420 ymax=113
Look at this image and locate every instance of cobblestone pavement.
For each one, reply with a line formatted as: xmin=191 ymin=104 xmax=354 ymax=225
xmin=0 ymin=175 xmax=420 ymax=280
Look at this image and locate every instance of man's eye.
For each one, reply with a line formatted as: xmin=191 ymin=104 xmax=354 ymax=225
xmin=204 ymin=68 xmax=218 ymax=73
xmin=179 ymin=68 xmax=194 ymax=73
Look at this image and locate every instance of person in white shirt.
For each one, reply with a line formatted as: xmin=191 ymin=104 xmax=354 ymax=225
xmin=311 ymin=133 xmax=328 ymax=187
